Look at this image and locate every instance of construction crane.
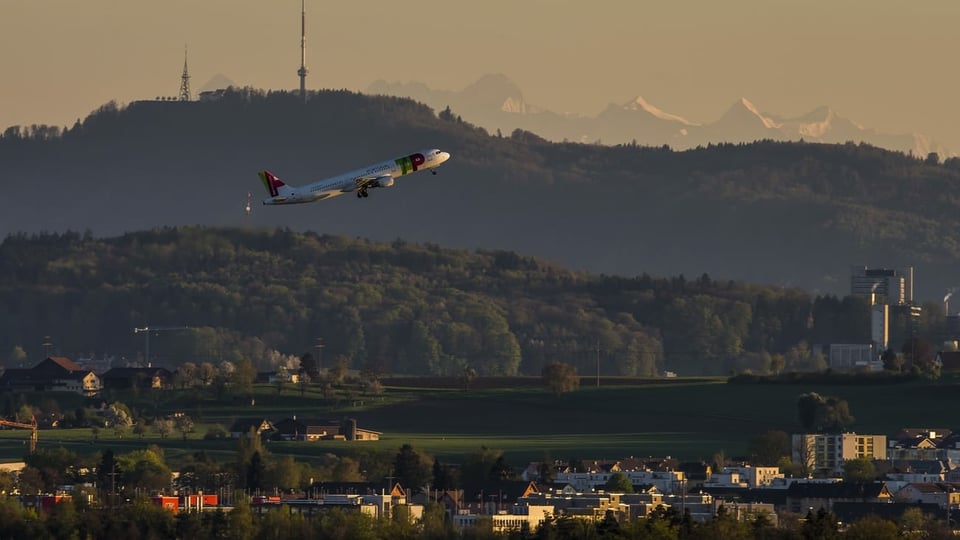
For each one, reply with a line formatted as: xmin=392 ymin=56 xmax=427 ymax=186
xmin=0 ymin=416 xmax=38 ymax=453
xmin=133 ymin=326 xmax=191 ymax=364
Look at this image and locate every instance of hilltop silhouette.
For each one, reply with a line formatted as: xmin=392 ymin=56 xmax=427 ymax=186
xmin=2 ymin=87 xmax=960 ymax=300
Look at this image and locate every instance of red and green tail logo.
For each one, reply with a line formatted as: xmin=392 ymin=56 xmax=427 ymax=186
xmin=395 ymin=153 xmax=426 ymax=175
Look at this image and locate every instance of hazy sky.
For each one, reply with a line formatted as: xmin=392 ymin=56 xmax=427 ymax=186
xmin=3 ymin=1 xmax=959 ymax=148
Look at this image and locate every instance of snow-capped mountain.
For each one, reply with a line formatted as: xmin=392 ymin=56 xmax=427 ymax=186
xmin=690 ymin=98 xmax=782 ymax=146
xmin=199 ymin=74 xmax=236 ymax=93
xmin=622 ymin=96 xmax=697 ymax=126
xmin=366 ymin=75 xmax=954 ymax=157
xmin=369 ymin=73 xmax=528 ymax=121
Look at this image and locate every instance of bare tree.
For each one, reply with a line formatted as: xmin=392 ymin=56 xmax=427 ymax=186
xmin=298 ymin=371 xmax=311 ymax=397
xmin=198 ymin=362 xmax=216 ymax=386
xmin=791 ymin=434 xmax=816 ymax=478
xmin=330 ymin=356 xmax=349 ymax=385
xmin=176 ymin=362 xmax=197 ymax=389
xmin=104 ymin=403 xmax=132 ymax=438
xmin=153 ymin=418 xmax=173 ymax=439
xmin=175 ymin=414 xmax=195 ymax=441
xmin=542 ymin=361 xmax=580 ymax=397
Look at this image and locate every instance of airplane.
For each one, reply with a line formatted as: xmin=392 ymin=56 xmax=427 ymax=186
xmin=258 ymin=148 xmax=451 ymax=205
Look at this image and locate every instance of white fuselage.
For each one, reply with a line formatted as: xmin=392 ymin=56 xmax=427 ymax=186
xmin=263 ymin=148 xmax=450 ymax=205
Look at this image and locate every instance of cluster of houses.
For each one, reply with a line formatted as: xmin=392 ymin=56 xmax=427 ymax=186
xmin=215 ymin=429 xmax=960 ymax=533
xmin=493 ymin=428 xmax=960 ymax=529
xmin=0 ymin=357 xmax=105 ymax=396
xmin=0 ymin=356 xmax=173 ymax=396
xmin=0 ymin=356 xmax=316 ymax=397
xmin=4 ymin=356 xmax=960 ymax=530
xmin=0 ymin=356 xmax=305 ymax=397
xmin=0 ymin=357 xmax=383 ymax=442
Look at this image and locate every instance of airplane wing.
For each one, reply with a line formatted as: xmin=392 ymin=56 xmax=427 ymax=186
xmin=354 ymin=175 xmax=394 ymax=190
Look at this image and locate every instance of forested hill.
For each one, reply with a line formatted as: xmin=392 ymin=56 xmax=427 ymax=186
xmin=0 ymin=227 xmax=882 ymax=377
xmin=2 ymin=88 xmax=960 ymax=300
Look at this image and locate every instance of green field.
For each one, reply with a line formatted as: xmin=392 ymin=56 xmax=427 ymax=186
xmin=1 ymin=378 xmax=959 ymax=465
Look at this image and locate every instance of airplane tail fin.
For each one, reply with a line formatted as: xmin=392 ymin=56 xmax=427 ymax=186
xmin=258 ymin=170 xmax=293 ymax=198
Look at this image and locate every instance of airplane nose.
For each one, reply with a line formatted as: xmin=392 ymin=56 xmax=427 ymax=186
xmin=440 ymin=151 xmax=451 ymax=163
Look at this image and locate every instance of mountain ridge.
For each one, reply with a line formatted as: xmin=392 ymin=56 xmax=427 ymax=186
xmin=366 ymin=74 xmax=953 ymax=157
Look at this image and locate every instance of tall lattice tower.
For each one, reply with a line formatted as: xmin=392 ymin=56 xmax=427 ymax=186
xmin=179 ymin=46 xmax=192 ymax=102
xmin=297 ymin=0 xmax=308 ymax=103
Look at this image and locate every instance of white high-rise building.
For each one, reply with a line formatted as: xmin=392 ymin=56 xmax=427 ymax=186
xmin=850 ymin=266 xmax=912 ymax=305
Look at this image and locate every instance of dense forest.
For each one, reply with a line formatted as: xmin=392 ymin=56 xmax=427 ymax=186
xmin=0 ymin=228 xmax=949 ymax=376
xmin=2 ymin=88 xmax=960 ymax=300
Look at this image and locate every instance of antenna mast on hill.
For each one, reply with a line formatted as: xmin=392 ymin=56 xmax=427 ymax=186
xmin=244 ymin=191 xmax=252 ymax=228
xmin=298 ymin=0 xmax=308 ymax=103
xmin=179 ymin=45 xmax=192 ymax=101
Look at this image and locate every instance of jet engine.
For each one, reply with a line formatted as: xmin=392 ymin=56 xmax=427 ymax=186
xmin=376 ymin=176 xmax=395 ymax=188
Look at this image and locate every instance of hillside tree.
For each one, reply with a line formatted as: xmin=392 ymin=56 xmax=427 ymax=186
xmin=542 ymin=361 xmax=580 ymax=397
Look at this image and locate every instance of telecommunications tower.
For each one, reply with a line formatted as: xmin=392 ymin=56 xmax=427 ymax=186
xmin=179 ymin=46 xmax=192 ymax=101
xmin=297 ymin=0 xmax=308 ymax=103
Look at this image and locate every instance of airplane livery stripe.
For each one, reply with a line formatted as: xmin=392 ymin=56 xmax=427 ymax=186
xmin=395 ymin=153 xmax=425 ymax=175
xmin=395 ymin=156 xmax=412 ymax=175
xmin=262 ymin=172 xmax=279 ymax=197
xmin=259 ymin=172 xmax=272 ymax=197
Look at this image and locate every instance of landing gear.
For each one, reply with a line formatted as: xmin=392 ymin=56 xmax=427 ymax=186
xmin=357 ymin=189 xmax=369 ymax=198
xmin=431 ymin=170 xmax=438 ymax=175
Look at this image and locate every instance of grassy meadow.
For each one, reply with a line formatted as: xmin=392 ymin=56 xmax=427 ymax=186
xmin=1 ymin=377 xmax=959 ymax=466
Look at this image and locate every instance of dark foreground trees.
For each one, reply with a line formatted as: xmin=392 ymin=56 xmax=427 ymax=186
xmin=797 ymin=392 xmax=854 ymax=432
xmin=0 ymin=495 xmax=953 ymax=540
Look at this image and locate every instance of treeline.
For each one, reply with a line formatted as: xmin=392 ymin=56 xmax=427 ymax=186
xmin=0 ymin=227 xmax=952 ymax=377
xmin=0 ymin=497 xmax=949 ymax=540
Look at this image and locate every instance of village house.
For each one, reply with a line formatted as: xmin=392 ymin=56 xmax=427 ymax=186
xmin=101 ymin=367 xmax=173 ymax=391
xmin=520 ymin=488 xmax=615 ymax=522
xmin=0 ymin=357 xmax=100 ymax=396
xmin=452 ymin=504 xmax=554 ymax=534
xmin=895 ymin=482 xmax=960 ymax=508
xmin=228 ymin=418 xmax=275 ymax=439
xmin=875 ymin=459 xmax=948 ymax=483
xmin=272 ymin=417 xmax=380 ymax=441
xmin=700 ymin=485 xmax=789 ymax=512
xmin=522 ymin=484 xmax=666 ymax=521
xmin=784 ymin=481 xmax=893 ymax=514
xmin=888 ymin=427 xmax=960 ymax=463
xmin=296 ymin=483 xmax=414 ymax=520
xmin=703 ymin=466 xmax=784 ymax=489
xmin=554 ymin=469 xmax=685 ymax=495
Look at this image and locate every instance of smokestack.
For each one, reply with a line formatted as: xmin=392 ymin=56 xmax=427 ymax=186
xmin=946 ymin=292 xmax=954 ymax=316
